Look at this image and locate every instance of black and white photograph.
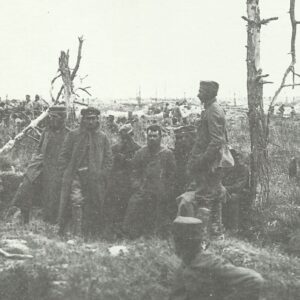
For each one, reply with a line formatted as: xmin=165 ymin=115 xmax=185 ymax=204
xmin=0 ymin=1 xmax=299 ymax=299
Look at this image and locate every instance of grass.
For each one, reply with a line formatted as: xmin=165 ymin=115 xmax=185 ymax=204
xmin=0 ymin=220 xmax=300 ymax=300
xmin=1 ymin=108 xmax=300 ymax=299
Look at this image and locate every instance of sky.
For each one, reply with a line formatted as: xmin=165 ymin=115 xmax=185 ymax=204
xmin=0 ymin=0 xmax=299 ymax=101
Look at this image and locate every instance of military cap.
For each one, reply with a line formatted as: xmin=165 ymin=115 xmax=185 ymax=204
xmin=48 ymin=106 xmax=67 ymax=115
xmin=81 ymin=107 xmax=100 ymax=117
xmin=200 ymin=80 xmax=219 ymax=98
xmin=119 ymin=123 xmax=133 ymax=135
xmin=173 ymin=216 xmax=204 ymax=240
xmin=174 ymin=125 xmax=196 ymax=136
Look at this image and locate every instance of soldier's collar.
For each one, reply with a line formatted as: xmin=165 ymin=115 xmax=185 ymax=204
xmin=204 ymin=97 xmax=217 ymax=109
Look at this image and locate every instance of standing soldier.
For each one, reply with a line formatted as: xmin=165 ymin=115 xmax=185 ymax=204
xmin=11 ymin=106 xmax=68 ymax=224
xmin=57 ymin=107 xmax=113 ymax=237
xmin=107 ymin=124 xmax=140 ymax=228
xmin=123 ymin=124 xmax=176 ymax=238
xmin=186 ymin=81 xmax=232 ymax=236
xmin=170 ymin=216 xmax=264 ymax=300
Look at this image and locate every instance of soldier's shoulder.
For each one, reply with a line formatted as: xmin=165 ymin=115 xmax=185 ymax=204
xmin=207 ymin=102 xmax=225 ymax=118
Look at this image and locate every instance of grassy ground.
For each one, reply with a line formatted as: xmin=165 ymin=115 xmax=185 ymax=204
xmin=1 ymin=110 xmax=300 ymax=299
xmin=0 ymin=220 xmax=299 ymax=300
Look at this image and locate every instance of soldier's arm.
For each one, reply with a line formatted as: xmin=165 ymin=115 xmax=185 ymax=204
xmin=202 ymin=108 xmax=225 ymax=165
xmin=58 ymin=132 xmax=74 ymax=172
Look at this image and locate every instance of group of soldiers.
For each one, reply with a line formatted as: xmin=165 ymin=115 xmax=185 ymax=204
xmin=8 ymin=80 xmax=264 ymax=299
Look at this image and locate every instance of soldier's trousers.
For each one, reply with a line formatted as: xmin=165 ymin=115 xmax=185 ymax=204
xmin=195 ymin=170 xmax=225 ymax=235
xmin=11 ymin=175 xmax=41 ymax=223
xmin=69 ymin=175 xmax=103 ymax=237
xmin=177 ymin=170 xmax=225 ymax=236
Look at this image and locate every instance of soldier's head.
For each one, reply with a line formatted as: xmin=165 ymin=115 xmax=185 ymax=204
xmin=81 ymin=107 xmax=100 ymax=130
xmin=173 ymin=216 xmax=205 ymax=264
xmin=198 ymin=81 xmax=219 ymax=104
xmin=119 ymin=124 xmax=134 ymax=143
xmin=108 ymin=115 xmax=115 ymax=122
xmin=146 ymin=124 xmax=162 ymax=150
xmin=48 ymin=106 xmax=66 ymax=130
xmin=174 ymin=125 xmax=196 ymax=153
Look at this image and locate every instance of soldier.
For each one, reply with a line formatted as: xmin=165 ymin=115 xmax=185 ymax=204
xmin=186 ymin=81 xmax=232 ymax=236
xmin=222 ymin=149 xmax=250 ymax=232
xmin=10 ymin=106 xmax=68 ymax=224
xmin=173 ymin=125 xmax=197 ymax=197
xmin=57 ymin=107 xmax=113 ymax=237
xmin=172 ymin=102 xmax=182 ymax=125
xmin=107 ymin=124 xmax=141 ymax=227
xmin=106 ymin=114 xmax=119 ymax=134
xmin=170 ymin=216 xmax=264 ymax=300
xmin=122 ymin=124 xmax=176 ymax=238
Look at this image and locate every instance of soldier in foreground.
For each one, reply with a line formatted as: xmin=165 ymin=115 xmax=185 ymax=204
xmin=122 ymin=124 xmax=176 ymax=238
xmin=170 ymin=216 xmax=264 ymax=300
xmin=11 ymin=106 xmax=68 ymax=224
xmin=187 ymin=81 xmax=231 ymax=236
xmin=57 ymin=107 xmax=112 ymax=237
xmin=107 ymin=124 xmax=140 ymax=228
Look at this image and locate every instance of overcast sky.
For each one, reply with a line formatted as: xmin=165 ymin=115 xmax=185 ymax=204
xmin=0 ymin=0 xmax=299 ymax=101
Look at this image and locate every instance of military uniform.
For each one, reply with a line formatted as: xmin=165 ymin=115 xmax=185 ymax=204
xmin=58 ymin=107 xmax=113 ymax=236
xmin=123 ymin=145 xmax=176 ymax=238
xmin=11 ymin=106 xmax=68 ymax=224
xmin=174 ymin=125 xmax=196 ymax=197
xmin=107 ymin=124 xmax=141 ymax=224
xmin=170 ymin=216 xmax=264 ymax=300
xmin=186 ymin=81 xmax=230 ymax=236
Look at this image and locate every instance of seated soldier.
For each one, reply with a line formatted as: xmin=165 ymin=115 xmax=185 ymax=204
xmin=170 ymin=216 xmax=264 ymax=300
xmin=222 ymin=149 xmax=251 ymax=232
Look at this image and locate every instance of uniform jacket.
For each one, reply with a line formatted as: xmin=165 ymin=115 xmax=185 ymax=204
xmin=131 ymin=145 xmax=176 ymax=198
xmin=188 ymin=98 xmax=227 ymax=175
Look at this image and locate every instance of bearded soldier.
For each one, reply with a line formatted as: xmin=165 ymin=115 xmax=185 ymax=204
xmin=170 ymin=216 xmax=264 ymax=300
xmin=11 ymin=106 xmax=68 ymax=224
xmin=57 ymin=107 xmax=113 ymax=237
xmin=122 ymin=124 xmax=176 ymax=238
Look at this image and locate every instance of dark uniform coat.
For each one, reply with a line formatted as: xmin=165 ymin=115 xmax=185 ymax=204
xmin=185 ymin=98 xmax=228 ymax=234
xmin=12 ymin=126 xmax=69 ymax=224
xmin=123 ymin=145 xmax=176 ymax=238
xmin=108 ymin=139 xmax=141 ymax=222
xmin=57 ymin=127 xmax=113 ymax=233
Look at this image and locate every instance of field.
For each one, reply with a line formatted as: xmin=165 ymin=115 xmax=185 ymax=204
xmin=0 ymin=104 xmax=300 ymax=300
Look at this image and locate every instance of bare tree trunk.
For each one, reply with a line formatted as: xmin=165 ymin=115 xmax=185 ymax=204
xmin=59 ymin=50 xmax=74 ymax=124
xmin=245 ymin=0 xmax=270 ymax=205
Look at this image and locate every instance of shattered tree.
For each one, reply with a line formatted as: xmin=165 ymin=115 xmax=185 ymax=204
xmin=266 ymin=0 xmax=300 ymax=138
xmin=243 ymin=0 xmax=278 ymax=204
xmin=0 ymin=37 xmax=87 ymax=155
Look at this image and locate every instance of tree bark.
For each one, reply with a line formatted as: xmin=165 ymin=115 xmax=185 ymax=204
xmin=245 ymin=0 xmax=269 ymax=205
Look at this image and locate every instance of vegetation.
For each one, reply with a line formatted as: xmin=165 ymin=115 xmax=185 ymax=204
xmin=1 ymin=106 xmax=300 ymax=299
